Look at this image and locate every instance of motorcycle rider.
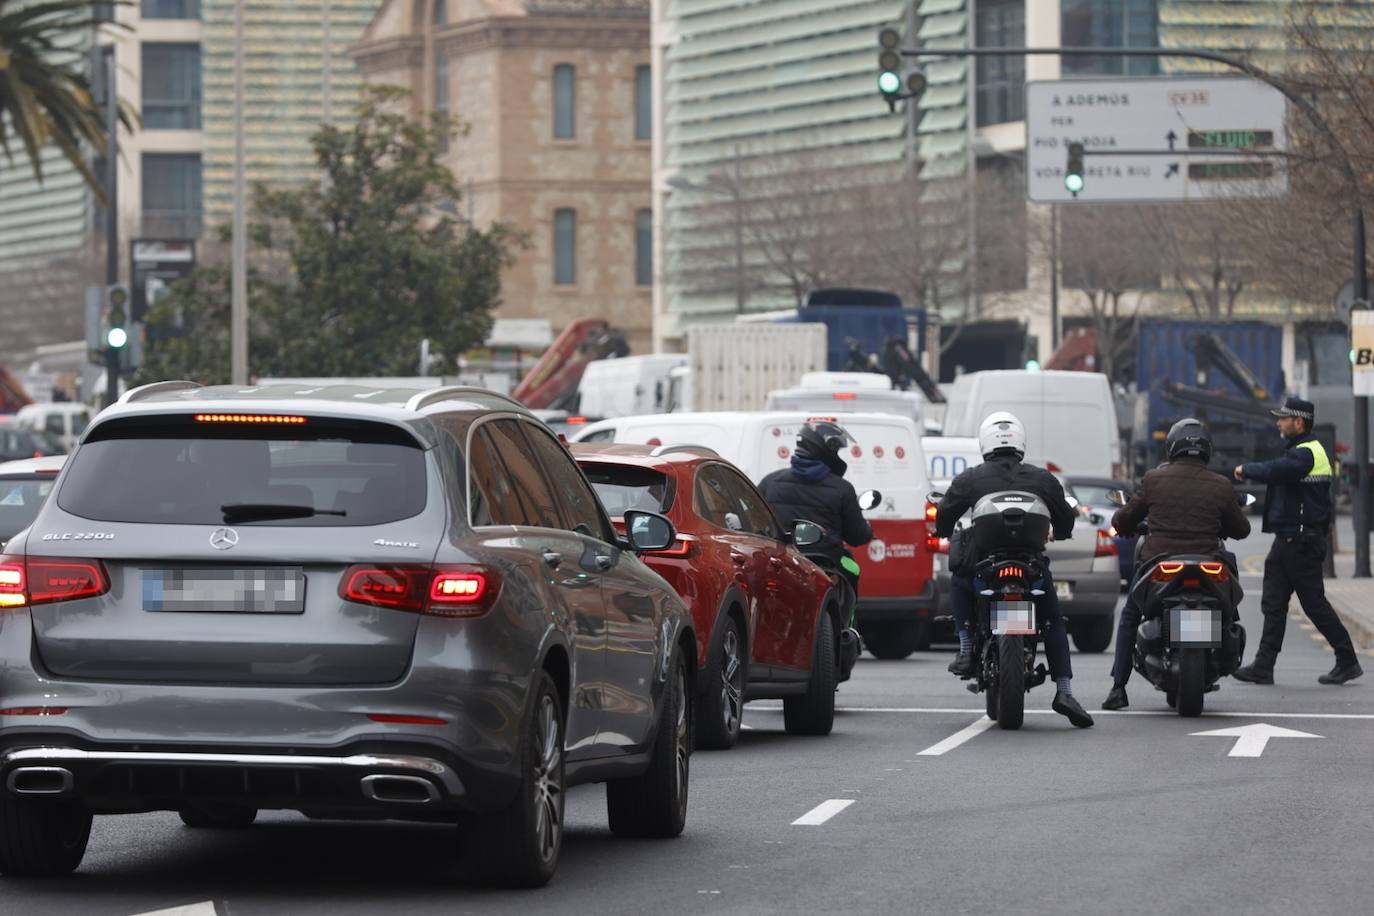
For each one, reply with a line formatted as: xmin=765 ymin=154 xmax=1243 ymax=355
xmin=1103 ymin=418 xmax=1251 ymax=710
xmin=758 ymin=419 xmax=873 ymax=599
xmin=934 ymin=412 xmax=1093 ymax=729
xmin=1232 ymin=398 xmax=1363 ymax=685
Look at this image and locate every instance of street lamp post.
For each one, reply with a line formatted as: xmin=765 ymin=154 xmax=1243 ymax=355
xmin=666 ymin=167 xmax=744 ymax=315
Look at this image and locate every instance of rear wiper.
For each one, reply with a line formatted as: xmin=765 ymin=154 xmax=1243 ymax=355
xmin=220 ymin=503 xmax=347 ymax=523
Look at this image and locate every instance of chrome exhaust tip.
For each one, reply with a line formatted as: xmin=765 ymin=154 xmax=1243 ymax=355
xmin=6 ymin=766 xmax=74 ymax=795
xmin=360 ymin=774 xmax=439 ymax=804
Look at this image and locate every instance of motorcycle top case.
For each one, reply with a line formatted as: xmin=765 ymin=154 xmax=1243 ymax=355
xmin=970 ymin=491 xmax=1052 ymax=552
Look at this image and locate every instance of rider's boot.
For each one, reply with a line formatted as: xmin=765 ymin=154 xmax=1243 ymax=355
xmin=948 ymin=651 xmax=975 ymax=678
xmin=1052 ymin=679 xmax=1094 ymax=728
xmin=1101 ymin=684 xmax=1128 ymax=711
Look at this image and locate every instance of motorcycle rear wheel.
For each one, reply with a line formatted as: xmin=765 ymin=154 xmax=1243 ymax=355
xmin=996 ymin=636 xmax=1025 ymax=730
xmin=1176 ymin=648 xmax=1206 ymax=718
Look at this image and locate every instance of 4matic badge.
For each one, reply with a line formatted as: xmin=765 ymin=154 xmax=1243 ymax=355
xmin=373 ymin=538 xmax=420 ymax=549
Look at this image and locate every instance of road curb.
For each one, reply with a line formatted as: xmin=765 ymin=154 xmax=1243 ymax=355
xmin=1322 ymin=589 xmax=1374 ymax=650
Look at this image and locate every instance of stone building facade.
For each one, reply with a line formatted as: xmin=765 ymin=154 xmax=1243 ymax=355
xmin=353 ymin=0 xmax=654 ymax=353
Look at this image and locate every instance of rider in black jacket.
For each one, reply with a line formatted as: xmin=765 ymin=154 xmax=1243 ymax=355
xmin=935 ymin=412 xmax=1092 ymax=728
xmin=758 ymin=420 xmax=873 ymax=575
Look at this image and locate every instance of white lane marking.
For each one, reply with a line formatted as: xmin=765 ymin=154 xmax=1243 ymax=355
xmin=131 ymin=904 xmax=218 ymax=916
xmin=792 ymin=799 xmax=855 ymax=826
xmin=1190 ymin=723 xmax=1322 ymax=757
xmin=751 ymin=706 xmax=1374 ymax=721
xmin=917 ymin=717 xmax=996 ymax=756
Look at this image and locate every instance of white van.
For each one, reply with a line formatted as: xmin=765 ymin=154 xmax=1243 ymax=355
xmin=940 ymin=370 xmax=1120 ymax=478
xmin=765 ymin=375 xmax=926 ymax=426
xmin=572 ymin=411 xmax=938 ymax=659
xmin=576 ymin=355 xmax=688 ymax=418
xmin=13 ymin=403 xmax=94 ymax=452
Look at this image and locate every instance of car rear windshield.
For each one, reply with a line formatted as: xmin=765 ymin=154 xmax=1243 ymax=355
xmin=581 ymin=463 xmax=674 ymax=516
xmin=0 ymin=476 xmax=56 ymax=543
xmin=57 ymin=415 xmax=427 ymax=526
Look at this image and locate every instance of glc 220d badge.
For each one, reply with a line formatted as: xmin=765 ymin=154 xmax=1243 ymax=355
xmin=42 ymin=532 xmax=115 ymax=541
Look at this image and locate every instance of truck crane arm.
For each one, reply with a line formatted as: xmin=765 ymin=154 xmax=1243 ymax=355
xmin=1189 ymin=333 xmax=1271 ymax=403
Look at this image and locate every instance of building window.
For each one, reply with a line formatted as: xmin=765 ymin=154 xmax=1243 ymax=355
xmin=635 ymin=209 xmax=652 ymax=286
xmin=635 ymin=65 xmax=652 ymax=140
xmin=432 ymin=0 xmax=446 ymax=25
xmin=142 ymin=43 xmax=202 ymax=129
xmin=141 ymin=0 xmax=200 ymax=17
xmin=142 ymin=154 xmax=202 ymax=238
xmin=1062 ymin=0 xmax=1160 ymax=76
xmin=434 ymin=52 xmax=450 ymax=151
xmin=553 ymin=64 xmax=575 ymax=139
xmin=974 ymin=0 xmax=1024 ymax=126
xmin=554 ymin=209 xmax=576 ymax=285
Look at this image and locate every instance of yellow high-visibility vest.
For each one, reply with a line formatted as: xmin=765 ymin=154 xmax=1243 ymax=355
xmin=1297 ymin=440 xmax=1332 ymax=481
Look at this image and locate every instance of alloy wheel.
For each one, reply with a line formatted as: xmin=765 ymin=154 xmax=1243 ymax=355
xmin=674 ymin=666 xmax=689 ymax=813
xmin=720 ymin=629 xmax=744 ymax=736
xmin=532 ymin=694 xmax=563 ymax=863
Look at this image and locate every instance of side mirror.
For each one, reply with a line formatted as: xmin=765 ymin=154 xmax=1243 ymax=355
xmin=791 ymin=520 xmax=824 ymax=548
xmin=927 ymin=490 xmax=945 ymax=503
xmin=1088 ymin=512 xmax=1106 ymax=527
xmin=858 ymin=489 xmax=882 ymax=511
xmin=1239 ymin=493 xmax=1258 ymax=508
xmin=623 ymin=510 xmax=676 ymax=553
xmin=1106 ymin=489 xmax=1129 ymax=507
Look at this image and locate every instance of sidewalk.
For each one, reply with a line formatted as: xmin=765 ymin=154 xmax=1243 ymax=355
xmin=1321 ymin=517 xmax=1374 ymax=651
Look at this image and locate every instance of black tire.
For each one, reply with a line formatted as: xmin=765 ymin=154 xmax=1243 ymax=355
xmin=996 ymin=636 xmax=1025 ymax=731
xmin=607 ymin=653 xmax=690 ymax=838
xmin=1176 ymin=648 xmax=1206 ymax=718
xmin=784 ymin=612 xmax=836 ymax=736
xmin=864 ymin=621 xmax=918 ymax=660
xmin=696 ymin=616 xmax=744 ymax=751
xmin=1071 ymin=616 xmax=1114 ymax=654
xmin=912 ymin=620 xmax=934 ymax=652
xmin=1165 ymin=690 xmax=1178 ymax=709
xmin=179 ymin=805 xmax=257 ymax=829
xmin=462 ymin=670 xmax=565 ymax=887
xmin=0 ymin=797 xmax=92 ymax=876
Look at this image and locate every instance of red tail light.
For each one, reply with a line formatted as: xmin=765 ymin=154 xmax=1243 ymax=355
xmin=925 ymin=536 xmax=941 ymax=553
xmin=832 ymin=392 xmax=857 ymax=401
xmin=1152 ymin=561 xmax=1186 ymax=582
xmin=366 ymin=713 xmax=448 ymax=726
xmin=997 ymin=566 xmax=1024 ymax=580
xmin=340 ymin=564 xmax=498 ymax=617
xmin=0 ymin=555 xmax=109 ymax=608
xmin=1199 ymin=561 xmax=1230 ymax=581
xmin=0 ymin=707 xmax=67 ymax=716
xmin=925 ymin=501 xmax=938 ymax=524
xmin=1095 ymin=529 xmax=1117 ymax=557
xmin=650 ymin=535 xmax=697 ymax=558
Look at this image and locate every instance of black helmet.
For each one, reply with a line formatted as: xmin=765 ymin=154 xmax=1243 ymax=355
xmin=796 ymin=420 xmax=854 ymax=476
xmin=1165 ymin=418 xmax=1213 ymax=464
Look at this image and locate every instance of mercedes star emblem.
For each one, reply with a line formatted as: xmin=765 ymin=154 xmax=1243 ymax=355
xmin=209 ymin=527 xmax=240 ymax=550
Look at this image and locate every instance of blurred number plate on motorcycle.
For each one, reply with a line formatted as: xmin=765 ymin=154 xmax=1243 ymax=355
xmin=1055 ymin=581 xmax=1073 ymax=600
xmin=1170 ymin=607 xmax=1221 ymax=646
xmin=993 ymin=601 xmax=1037 ymax=636
xmin=143 ymin=568 xmax=305 ymax=614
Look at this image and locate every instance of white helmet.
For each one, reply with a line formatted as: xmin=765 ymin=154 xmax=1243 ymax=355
xmin=978 ymin=411 xmax=1026 ymax=460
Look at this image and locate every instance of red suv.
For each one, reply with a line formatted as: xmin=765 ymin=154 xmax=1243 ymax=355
xmin=573 ymin=443 xmax=839 ymax=749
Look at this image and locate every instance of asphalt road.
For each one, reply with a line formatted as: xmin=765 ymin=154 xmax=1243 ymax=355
xmin=5 ymin=525 xmax=1372 ymax=916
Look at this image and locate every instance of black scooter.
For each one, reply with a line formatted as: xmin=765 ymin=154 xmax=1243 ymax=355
xmin=794 ymin=489 xmax=881 ymax=684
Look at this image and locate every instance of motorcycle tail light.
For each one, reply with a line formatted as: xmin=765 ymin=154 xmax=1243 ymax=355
xmin=1094 ymin=529 xmax=1117 ymax=558
xmin=1199 ymin=562 xmax=1230 ymax=581
xmin=1152 ymin=561 xmax=1186 ymax=582
xmin=925 ymin=501 xmax=938 ymax=524
xmin=997 ymin=566 xmax=1024 ymax=579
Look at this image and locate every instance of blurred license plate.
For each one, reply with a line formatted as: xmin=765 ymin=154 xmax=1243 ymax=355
xmin=143 ymin=568 xmax=305 ymax=614
xmin=1170 ymin=607 xmax=1222 ymax=646
xmin=993 ymin=601 xmax=1036 ymax=636
xmin=1055 ymin=581 xmax=1073 ymax=600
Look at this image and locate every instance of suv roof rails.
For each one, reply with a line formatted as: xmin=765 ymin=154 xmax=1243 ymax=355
xmin=649 ymin=443 xmax=719 ymax=459
xmin=118 ymin=380 xmax=203 ymax=404
xmin=404 ymin=386 xmax=527 ymax=414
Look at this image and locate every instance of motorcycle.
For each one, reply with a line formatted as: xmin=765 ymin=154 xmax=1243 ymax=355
xmin=931 ymin=488 xmax=1057 ymax=730
xmin=794 ymin=488 xmax=882 ymax=684
xmin=1106 ymin=489 xmax=1254 ymax=717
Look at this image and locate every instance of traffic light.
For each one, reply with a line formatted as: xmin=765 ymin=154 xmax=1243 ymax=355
xmin=104 ymin=284 xmax=129 ymax=350
xmin=878 ymin=29 xmax=903 ymax=98
xmin=1065 ymin=142 xmax=1085 ymax=195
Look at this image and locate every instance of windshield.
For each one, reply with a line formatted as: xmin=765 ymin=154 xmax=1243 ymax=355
xmin=1072 ymin=483 xmax=1121 ymax=510
xmin=0 ymin=475 xmax=56 ymax=543
xmin=57 ymin=416 xmax=427 ymax=526
xmin=581 ymin=463 xmax=673 ymax=516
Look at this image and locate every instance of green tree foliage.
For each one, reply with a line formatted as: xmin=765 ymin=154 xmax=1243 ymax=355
xmin=139 ymin=86 xmax=522 ymax=383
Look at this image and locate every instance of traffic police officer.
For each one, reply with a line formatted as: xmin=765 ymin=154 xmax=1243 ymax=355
xmin=1232 ymin=398 xmax=1363 ymax=685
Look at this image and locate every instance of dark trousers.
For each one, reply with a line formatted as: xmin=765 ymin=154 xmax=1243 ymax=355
xmin=1112 ymin=549 xmax=1240 ymax=688
xmin=1256 ymin=534 xmax=1357 ymax=671
xmin=949 ymin=566 xmax=1073 ymax=681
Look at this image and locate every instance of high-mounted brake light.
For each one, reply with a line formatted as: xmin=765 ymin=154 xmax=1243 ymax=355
xmin=340 ymin=564 xmax=498 ymax=617
xmin=0 ymin=556 xmax=109 ymax=608
xmin=832 ymin=392 xmax=857 ymax=401
xmin=566 ymin=416 xmax=589 ymax=424
xmin=194 ymin=414 xmax=307 ymax=425
xmin=1152 ymin=561 xmax=1186 ymax=582
xmin=1095 ymin=529 xmax=1117 ymax=558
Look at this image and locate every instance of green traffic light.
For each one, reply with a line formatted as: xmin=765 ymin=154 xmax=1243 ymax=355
xmin=1024 ymin=359 xmax=1041 ymax=372
xmin=878 ymin=71 xmax=902 ymax=94
xmin=106 ymin=326 xmax=128 ymax=349
xmin=1064 ymin=173 xmax=1085 ymax=194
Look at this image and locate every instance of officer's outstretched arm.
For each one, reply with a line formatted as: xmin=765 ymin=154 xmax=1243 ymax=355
xmin=1242 ymin=446 xmax=1313 ymax=484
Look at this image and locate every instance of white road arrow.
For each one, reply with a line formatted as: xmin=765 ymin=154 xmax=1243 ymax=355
xmin=1190 ymin=723 xmax=1322 ymax=757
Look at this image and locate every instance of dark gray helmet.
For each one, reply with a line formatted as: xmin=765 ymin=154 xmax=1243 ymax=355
xmin=1165 ymin=418 xmax=1213 ymax=464
xmin=796 ymin=420 xmax=854 ymax=476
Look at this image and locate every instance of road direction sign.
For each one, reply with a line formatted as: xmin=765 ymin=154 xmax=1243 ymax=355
xmin=1026 ymin=77 xmax=1289 ymax=203
xmin=1190 ymin=723 xmax=1321 ymax=757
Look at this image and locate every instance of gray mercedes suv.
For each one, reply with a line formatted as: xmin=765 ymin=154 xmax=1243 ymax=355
xmin=0 ymin=382 xmax=696 ymax=887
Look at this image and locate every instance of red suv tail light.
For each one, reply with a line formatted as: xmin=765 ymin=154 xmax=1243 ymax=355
xmin=340 ymin=564 xmax=499 ymax=617
xmin=650 ymin=534 xmax=698 ymax=558
xmin=1095 ymin=529 xmax=1117 ymax=557
xmin=0 ymin=555 xmax=110 ymax=608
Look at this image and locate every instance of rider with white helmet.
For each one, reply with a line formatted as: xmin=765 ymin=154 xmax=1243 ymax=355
xmin=932 ymin=411 xmax=1093 ymax=728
